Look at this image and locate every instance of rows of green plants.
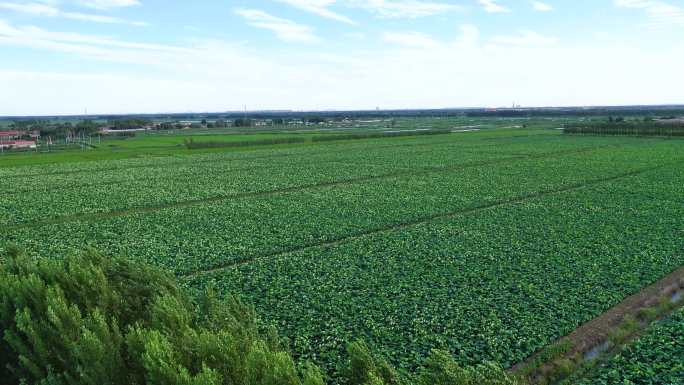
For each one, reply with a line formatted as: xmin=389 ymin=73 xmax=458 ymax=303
xmin=0 ymin=131 xmax=611 ymax=191
xmin=0 ymin=134 xmax=634 ymax=226
xmin=183 ymin=165 xmax=684 ymax=380
xmin=3 ymin=141 xmax=681 ymax=275
xmin=0 ymin=129 xmax=642 ymax=182
xmin=578 ymin=308 xmax=684 ymax=385
xmin=0 ymin=132 xmax=445 ymax=177
xmin=2 ymin=130 xmax=683 ymax=384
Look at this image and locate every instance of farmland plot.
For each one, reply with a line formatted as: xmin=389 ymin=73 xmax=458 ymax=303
xmin=1 ymin=129 xmax=683 ymax=382
xmin=185 ymin=165 xmax=684 ymax=376
xmin=4 ymin=140 xmax=681 ymax=275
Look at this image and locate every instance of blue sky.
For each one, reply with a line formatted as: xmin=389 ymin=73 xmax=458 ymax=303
xmin=1 ymin=0 xmax=683 ymax=115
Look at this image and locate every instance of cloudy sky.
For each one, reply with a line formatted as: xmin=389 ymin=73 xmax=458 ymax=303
xmin=1 ymin=0 xmax=683 ymax=115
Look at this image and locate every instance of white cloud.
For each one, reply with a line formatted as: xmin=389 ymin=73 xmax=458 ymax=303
xmin=0 ymin=19 xmax=185 ymax=64
xmin=344 ymin=31 xmax=366 ymax=39
xmin=614 ymin=0 xmax=684 ymax=26
xmin=275 ymin=0 xmax=355 ymax=24
xmin=347 ymin=0 xmax=460 ymax=18
xmin=235 ymin=8 xmax=321 ymax=43
xmin=457 ymin=24 xmax=479 ymax=48
xmin=1 ymin=12 xmax=683 ymax=115
xmin=478 ymin=0 xmax=510 ymax=13
xmin=490 ymin=30 xmax=558 ymax=46
xmin=276 ymin=0 xmax=458 ymax=21
xmin=531 ymin=1 xmax=553 ymax=11
xmin=78 ymin=0 xmax=140 ymax=10
xmin=0 ymin=2 xmax=148 ymax=25
xmin=383 ymin=31 xmax=440 ymax=48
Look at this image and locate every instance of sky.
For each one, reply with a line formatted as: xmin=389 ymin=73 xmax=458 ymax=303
xmin=0 ymin=0 xmax=683 ymax=116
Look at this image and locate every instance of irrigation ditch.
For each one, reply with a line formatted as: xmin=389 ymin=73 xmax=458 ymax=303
xmin=511 ymin=265 xmax=684 ymax=385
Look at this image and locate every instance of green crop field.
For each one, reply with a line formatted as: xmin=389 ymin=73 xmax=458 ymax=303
xmin=1 ymin=122 xmax=683 ymax=382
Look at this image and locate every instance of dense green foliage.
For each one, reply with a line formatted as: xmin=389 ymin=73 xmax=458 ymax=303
xmin=107 ymin=119 xmax=153 ymax=130
xmin=578 ymin=308 xmax=684 ymax=385
xmin=310 ymin=129 xmax=451 ymax=142
xmin=184 ymin=136 xmax=307 ymax=149
xmin=0 ymin=248 xmax=326 ymax=385
xmin=564 ymin=121 xmax=684 ymax=137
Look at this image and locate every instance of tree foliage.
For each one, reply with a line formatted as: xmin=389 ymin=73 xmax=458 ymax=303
xmin=0 ymin=247 xmax=323 ymax=385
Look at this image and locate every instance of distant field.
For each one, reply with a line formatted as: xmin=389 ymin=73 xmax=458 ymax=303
xmin=2 ymin=122 xmax=682 ymax=382
xmin=0 ymin=116 xmax=560 ymax=167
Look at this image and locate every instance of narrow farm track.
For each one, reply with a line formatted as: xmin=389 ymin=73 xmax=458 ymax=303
xmin=181 ymin=161 xmax=681 ymax=279
xmin=2 ymin=144 xmax=626 ymax=231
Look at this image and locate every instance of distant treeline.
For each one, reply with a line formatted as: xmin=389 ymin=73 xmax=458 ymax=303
xmin=6 ymin=106 xmax=682 ymax=124
xmin=563 ymin=121 xmax=684 ymax=137
xmin=464 ymin=108 xmax=684 ymax=118
xmin=310 ymin=129 xmax=451 ymax=142
xmin=184 ymin=137 xmax=307 ymax=149
xmin=107 ymin=118 xmax=152 ymax=130
xmin=184 ymin=129 xmax=452 ymax=149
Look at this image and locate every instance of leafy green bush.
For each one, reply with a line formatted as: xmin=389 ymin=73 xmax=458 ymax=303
xmin=417 ymin=350 xmax=522 ymax=385
xmin=0 ymin=247 xmax=323 ymax=385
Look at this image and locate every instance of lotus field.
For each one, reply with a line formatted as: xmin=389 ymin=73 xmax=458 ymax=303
xmin=1 ymin=128 xmax=683 ymax=381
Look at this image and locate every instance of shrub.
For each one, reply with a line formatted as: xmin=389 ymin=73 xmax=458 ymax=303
xmin=0 ymin=247 xmax=323 ymax=385
xmin=417 ymin=350 xmax=522 ymax=385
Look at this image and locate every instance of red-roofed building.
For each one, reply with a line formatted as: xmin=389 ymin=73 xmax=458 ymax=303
xmin=0 ymin=131 xmax=21 ymax=139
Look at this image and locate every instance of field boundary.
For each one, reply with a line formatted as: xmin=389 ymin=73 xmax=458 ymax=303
xmin=4 ymin=144 xmax=625 ymax=231
xmin=181 ymin=162 xmax=678 ymax=279
xmin=511 ymin=265 xmax=684 ymax=384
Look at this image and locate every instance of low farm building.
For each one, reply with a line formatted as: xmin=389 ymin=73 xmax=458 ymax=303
xmin=0 ymin=131 xmax=40 ymax=139
xmin=0 ymin=131 xmax=21 ymax=139
xmin=0 ymin=140 xmax=37 ymax=149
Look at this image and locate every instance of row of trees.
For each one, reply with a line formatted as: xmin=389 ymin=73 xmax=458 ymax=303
xmin=108 ymin=118 xmax=153 ymax=130
xmin=564 ymin=118 xmax=684 ymax=137
xmin=0 ymin=247 xmax=521 ymax=385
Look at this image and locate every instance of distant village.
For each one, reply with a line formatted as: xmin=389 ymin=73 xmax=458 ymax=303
xmin=0 ymin=130 xmax=41 ymax=150
xmin=0 ymin=116 xmax=361 ymax=151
